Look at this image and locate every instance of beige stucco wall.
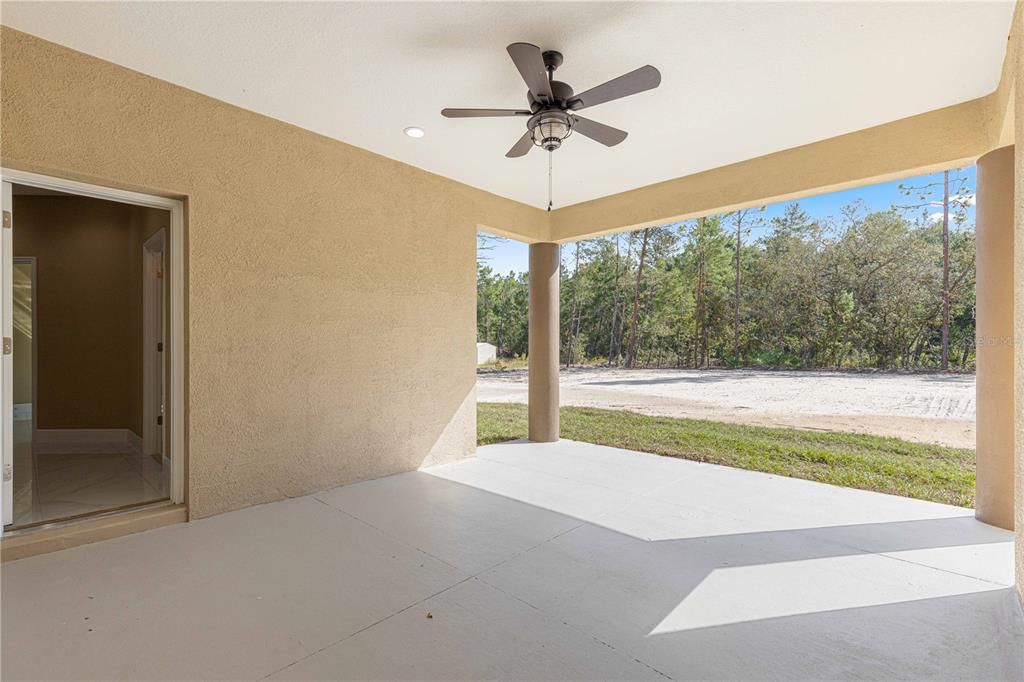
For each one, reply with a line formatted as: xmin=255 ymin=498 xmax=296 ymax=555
xmin=1015 ymin=9 xmax=1024 ymax=604
xmin=0 ymin=27 xmax=546 ymax=518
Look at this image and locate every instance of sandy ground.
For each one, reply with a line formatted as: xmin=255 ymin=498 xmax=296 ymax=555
xmin=476 ymin=368 xmax=976 ymax=449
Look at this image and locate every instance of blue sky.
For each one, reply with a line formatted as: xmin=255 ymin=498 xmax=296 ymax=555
xmin=478 ymin=166 xmax=977 ymax=275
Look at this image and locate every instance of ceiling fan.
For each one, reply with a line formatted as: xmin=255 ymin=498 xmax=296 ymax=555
xmin=441 ymin=43 xmax=661 ymax=158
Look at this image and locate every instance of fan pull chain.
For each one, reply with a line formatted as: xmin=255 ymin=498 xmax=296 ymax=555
xmin=547 ymin=151 xmax=553 ymax=212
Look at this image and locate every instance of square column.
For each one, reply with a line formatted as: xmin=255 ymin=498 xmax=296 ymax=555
xmin=528 ymin=242 xmax=560 ymax=442
xmin=975 ymin=145 xmax=1015 ymax=530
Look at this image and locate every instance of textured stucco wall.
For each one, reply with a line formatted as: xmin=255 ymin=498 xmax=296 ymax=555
xmin=0 ymin=27 xmax=545 ymax=518
xmin=1015 ymin=9 xmax=1024 ymax=605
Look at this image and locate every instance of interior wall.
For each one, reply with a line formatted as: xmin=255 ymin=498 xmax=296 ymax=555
xmin=12 ymin=195 xmax=165 ymax=434
xmin=0 ymin=27 xmax=546 ymax=518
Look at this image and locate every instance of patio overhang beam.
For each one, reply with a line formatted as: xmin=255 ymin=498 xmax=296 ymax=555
xmin=548 ymin=94 xmax=1001 ymax=243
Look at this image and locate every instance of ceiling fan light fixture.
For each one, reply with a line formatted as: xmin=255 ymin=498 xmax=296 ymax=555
xmin=440 ymin=42 xmax=660 ymax=159
xmin=531 ymin=111 xmax=572 ymax=152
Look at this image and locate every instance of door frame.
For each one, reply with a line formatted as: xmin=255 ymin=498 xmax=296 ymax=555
xmin=142 ymin=229 xmax=166 ymax=459
xmin=0 ymin=168 xmax=186 ymax=513
xmin=1 ymin=180 xmax=11 ymax=525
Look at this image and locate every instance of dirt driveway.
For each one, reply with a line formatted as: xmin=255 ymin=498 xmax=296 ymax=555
xmin=476 ymin=368 xmax=976 ymax=449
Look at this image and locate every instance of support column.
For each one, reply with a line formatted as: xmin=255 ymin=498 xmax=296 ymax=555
xmin=528 ymin=242 xmax=560 ymax=442
xmin=975 ymin=145 xmax=1015 ymax=530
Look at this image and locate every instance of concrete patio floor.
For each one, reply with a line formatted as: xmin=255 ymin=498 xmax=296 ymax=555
xmin=2 ymin=439 xmax=1021 ymax=680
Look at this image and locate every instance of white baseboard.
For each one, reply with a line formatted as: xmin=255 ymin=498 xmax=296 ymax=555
xmin=13 ymin=403 xmax=32 ymax=422
xmin=33 ymin=428 xmax=142 ymax=455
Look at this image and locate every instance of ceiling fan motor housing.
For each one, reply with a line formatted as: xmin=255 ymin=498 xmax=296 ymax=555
xmin=528 ymin=81 xmax=576 ymax=111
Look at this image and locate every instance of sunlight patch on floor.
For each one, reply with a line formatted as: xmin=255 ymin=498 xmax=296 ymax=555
xmin=650 ymin=547 xmax=1010 ymax=635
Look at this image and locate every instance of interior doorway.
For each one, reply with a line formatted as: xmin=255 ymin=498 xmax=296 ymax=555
xmin=10 ymin=256 xmax=36 ymax=527
xmin=0 ymin=170 xmax=185 ymax=531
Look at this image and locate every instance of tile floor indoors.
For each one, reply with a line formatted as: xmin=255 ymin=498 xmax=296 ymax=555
xmin=1 ymin=439 xmax=1021 ymax=680
xmin=11 ymin=421 xmax=169 ymax=527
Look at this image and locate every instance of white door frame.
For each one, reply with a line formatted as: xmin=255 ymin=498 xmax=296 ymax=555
xmin=0 ymin=168 xmax=186 ymax=518
xmin=1 ymin=181 xmax=12 ymax=526
xmin=142 ymin=229 xmax=166 ymax=459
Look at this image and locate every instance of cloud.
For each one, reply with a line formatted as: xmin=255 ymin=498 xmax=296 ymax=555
xmin=928 ymin=212 xmax=944 ymax=223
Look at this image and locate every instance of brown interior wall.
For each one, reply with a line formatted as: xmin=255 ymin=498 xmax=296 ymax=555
xmin=11 ymin=195 xmax=165 ymax=434
xmin=0 ymin=28 xmax=549 ymax=518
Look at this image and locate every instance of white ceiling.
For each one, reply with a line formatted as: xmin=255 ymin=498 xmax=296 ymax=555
xmin=1 ymin=2 xmax=1015 ymax=209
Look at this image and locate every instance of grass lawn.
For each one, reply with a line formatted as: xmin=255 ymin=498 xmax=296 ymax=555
xmin=477 ymin=357 xmax=529 ymax=371
xmin=477 ymin=402 xmax=975 ymax=508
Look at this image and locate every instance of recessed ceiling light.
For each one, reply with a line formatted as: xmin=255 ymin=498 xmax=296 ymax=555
xmin=404 ymin=126 xmax=425 ymax=139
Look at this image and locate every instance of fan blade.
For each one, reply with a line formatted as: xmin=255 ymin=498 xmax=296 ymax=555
xmin=572 ymin=116 xmax=628 ymax=147
xmin=505 ymin=130 xmax=534 ymax=158
xmin=507 ymin=42 xmax=553 ymax=102
xmin=571 ymin=65 xmax=661 ymax=110
xmin=442 ymin=108 xmax=531 ymax=118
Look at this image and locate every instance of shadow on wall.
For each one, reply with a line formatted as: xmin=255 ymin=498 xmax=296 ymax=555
xmin=418 ymin=385 xmax=477 ymax=469
xmin=188 ymin=372 xmax=478 ymax=519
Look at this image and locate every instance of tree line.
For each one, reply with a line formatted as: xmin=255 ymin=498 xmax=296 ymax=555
xmin=478 ymin=175 xmax=976 ymax=371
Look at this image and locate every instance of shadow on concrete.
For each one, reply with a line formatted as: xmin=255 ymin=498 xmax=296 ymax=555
xmin=416 ymin=470 xmax=1021 ymax=679
xmin=4 ymin=444 xmax=1017 ymax=681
